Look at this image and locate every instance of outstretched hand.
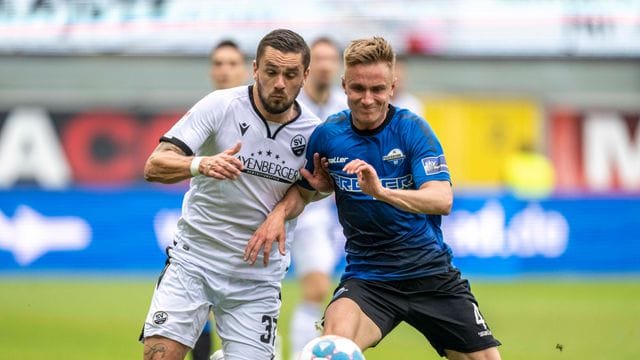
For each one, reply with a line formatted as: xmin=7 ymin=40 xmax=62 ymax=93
xmin=200 ymin=142 xmax=244 ymax=180
xmin=244 ymin=208 xmax=287 ymax=267
xmin=300 ymin=153 xmax=333 ymax=193
xmin=343 ymin=159 xmax=383 ymax=197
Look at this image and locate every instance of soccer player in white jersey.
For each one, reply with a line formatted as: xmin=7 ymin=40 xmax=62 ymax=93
xmin=290 ymin=36 xmax=347 ymax=359
xmin=140 ymin=29 xmax=319 ymax=360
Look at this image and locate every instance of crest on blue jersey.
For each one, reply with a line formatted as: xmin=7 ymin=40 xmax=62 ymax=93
xmin=290 ymin=134 xmax=307 ymax=156
xmin=382 ymin=148 xmax=406 ymax=165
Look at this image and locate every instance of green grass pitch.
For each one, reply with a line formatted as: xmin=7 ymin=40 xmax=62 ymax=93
xmin=1 ymin=276 xmax=638 ymax=359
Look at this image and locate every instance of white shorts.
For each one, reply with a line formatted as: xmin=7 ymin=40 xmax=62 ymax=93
xmin=291 ymin=196 xmax=342 ymax=277
xmin=141 ymin=259 xmax=281 ymax=360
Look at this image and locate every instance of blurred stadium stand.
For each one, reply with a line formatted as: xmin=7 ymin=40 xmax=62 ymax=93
xmin=1 ymin=0 xmax=639 ymax=275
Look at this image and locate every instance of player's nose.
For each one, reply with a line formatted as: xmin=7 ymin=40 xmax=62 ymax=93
xmin=274 ymin=74 xmax=286 ymax=89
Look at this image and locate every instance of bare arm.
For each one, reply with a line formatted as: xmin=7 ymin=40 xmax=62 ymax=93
xmin=344 ymin=159 xmax=452 ymax=215
xmin=244 ymin=184 xmax=316 ymax=266
xmin=375 ymin=180 xmax=452 ymax=214
xmin=144 ymin=141 xmax=243 ymax=184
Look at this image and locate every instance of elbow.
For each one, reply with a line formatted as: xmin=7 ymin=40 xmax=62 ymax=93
xmin=440 ymin=199 xmax=453 ymax=215
xmin=143 ymin=157 xmax=158 ymax=182
xmin=439 ymin=192 xmax=453 ymax=215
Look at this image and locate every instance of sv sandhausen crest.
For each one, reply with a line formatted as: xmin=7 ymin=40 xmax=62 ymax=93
xmin=153 ymin=311 xmax=168 ymax=325
xmin=382 ymin=148 xmax=405 ymax=165
xmin=290 ymin=134 xmax=307 ymax=156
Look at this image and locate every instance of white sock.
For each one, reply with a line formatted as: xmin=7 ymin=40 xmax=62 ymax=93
xmin=290 ymin=302 xmax=323 ymax=359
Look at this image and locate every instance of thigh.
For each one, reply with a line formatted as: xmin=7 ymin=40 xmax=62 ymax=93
xmin=141 ymin=261 xmax=211 ymax=349
xmin=324 ymin=278 xmax=404 ymax=349
xmin=324 ymin=298 xmax=382 ymax=350
xmin=213 ymin=279 xmax=282 ymax=360
xmin=404 ymin=270 xmax=501 ymax=357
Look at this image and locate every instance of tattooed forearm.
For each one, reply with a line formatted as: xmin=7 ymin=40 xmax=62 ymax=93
xmin=144 ymin=343 xmax=168 ymax=359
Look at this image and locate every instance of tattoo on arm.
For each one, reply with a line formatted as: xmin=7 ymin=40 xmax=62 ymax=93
xmin=144 ymin=343 xmax=168 ymax=359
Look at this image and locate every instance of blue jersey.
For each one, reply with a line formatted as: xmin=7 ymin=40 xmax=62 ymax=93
xmin=300 ymin=105 xmax=452 ymax=281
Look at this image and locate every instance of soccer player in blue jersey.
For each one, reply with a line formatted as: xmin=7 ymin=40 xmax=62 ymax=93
xmin=245 ymin=36 xmax=501 ymax=360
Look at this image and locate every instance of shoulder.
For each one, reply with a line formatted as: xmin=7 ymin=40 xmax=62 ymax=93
xmin=316 ymin=110 xmax=349 ymax=134
xmin=297 ymin=101 xmax=322 ymax=127
xmin=307 ymin=111 xmax=349 ymax=145
xmin=392 ymin=106 xmax=434 ymax=136
xmin=198 ymin=86 xmax=248 ymax=108
xmin=325 ymin=109 xmax=350 ymax=125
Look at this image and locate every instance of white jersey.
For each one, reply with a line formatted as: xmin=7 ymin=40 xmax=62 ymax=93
xmin=162 ymin=85 xmax=321 ymax=281
xmin=297 ymin=87 xmax=347 ymax=121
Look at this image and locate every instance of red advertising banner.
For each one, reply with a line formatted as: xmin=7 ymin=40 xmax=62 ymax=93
xmin=0 ymin=107 xmax=184 ymax=188
xmin=550 ymin=108 xmax=640 ymax=192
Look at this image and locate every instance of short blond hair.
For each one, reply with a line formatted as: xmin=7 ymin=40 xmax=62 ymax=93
xmin=343 ymin=36 xmax=395 ymax=69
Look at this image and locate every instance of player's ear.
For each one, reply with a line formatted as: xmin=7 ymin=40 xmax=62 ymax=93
xmin=341 ymin=76 xmax=346 ymax=92
xmin=252 ymin=60 xmax=258 ymax=81
xmin=390 ymin=76 xmax=397 ymax=97
xmin=303 ymin=67 xmax=310 ymax=83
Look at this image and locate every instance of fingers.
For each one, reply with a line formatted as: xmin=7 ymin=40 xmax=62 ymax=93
xmin=223 ymin=141 xmax=242 ymax=156
xmin=278 ymin=233 xmax=286 ymax=256
xmin=264 ymin=233 xmax=287 ymax=266
xmin=301 ymin=166 xmax=333 ymax=193
xmin=244 ymin=225 xmax=286 ymax=267
xmin=312 ymin=153 xmax=322 ymax=174
xmin=320 ymin=157 xmax=330 ymax=171
xmin=244 ymin=233 xmax=263 ymax=265
xmin=201 ymin=152 xmax=244 ymax=180
xmin=300 ymin=167 xmax=314 ymax=182
xmin=343 ymin=159 xmax=372 ymax=175
xmin=262 ymin=237 xmax=273 ymax=267
xmin=244 ymin=233 xmax=274 ymax=266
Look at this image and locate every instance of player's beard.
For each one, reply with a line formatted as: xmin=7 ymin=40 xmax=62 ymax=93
xmin=257 ymin=81 xmax=300 ymax=115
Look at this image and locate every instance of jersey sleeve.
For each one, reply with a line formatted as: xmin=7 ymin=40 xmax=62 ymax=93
xmin=408 ymin=117 xmax=451 ymax=188
xmin=296 ymin=124 xmax=325 ymax=191
xmin=161 ymin=93 xmax=222 ymax=156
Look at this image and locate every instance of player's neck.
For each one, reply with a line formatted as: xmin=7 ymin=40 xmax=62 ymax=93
xmin=352 ymin=112 xmax=387 ymax=131
xmin=262 ymin=105 xmax=298 ymax=124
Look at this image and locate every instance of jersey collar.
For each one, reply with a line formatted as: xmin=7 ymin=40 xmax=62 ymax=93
xmin=248 ymin=85 xmax=302 ymax=140
xmin=350 ymin=104 xmax=396 ymax=136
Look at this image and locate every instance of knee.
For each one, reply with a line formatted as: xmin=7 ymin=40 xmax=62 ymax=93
xmin=323 ymin=318 xmax=355 ymax=339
